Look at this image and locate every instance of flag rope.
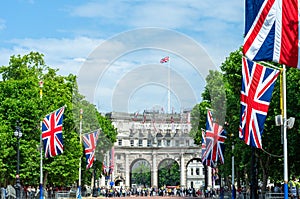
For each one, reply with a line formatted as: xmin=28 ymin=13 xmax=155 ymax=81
xmin=261 ymin=147 xmax=283 ymax=158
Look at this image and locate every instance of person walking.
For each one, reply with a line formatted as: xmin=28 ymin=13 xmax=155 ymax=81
xmin=289 ymin=176 xmax=299 ymax=199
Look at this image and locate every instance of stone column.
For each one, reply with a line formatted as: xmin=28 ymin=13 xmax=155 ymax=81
xmin=207 ymin=166 xmax=212 ymax=188
xmin=125 ymin=153 xmax=130 ymax=187
xmin=180 ymin=153 xmax=186 ymax=187
xmin=152 ymin=152 xmax=158 ymax=187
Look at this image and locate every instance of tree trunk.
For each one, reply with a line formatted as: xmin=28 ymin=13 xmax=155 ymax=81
xmin=259 ymin=155 xmax=270 ymax=193
xmin=43 ymin=171 xmax=48 ymax=187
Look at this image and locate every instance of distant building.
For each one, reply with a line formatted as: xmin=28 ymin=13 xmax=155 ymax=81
xmin=101 ymin=111 xmax=212 ymax=189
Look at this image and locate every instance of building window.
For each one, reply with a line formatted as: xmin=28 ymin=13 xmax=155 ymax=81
xmin=175 ymin=140 xmax=179 ymax=146
xmin=186 ymin=140 xmax=190 ymax=146
xmin=196 ymin=168 xmax=200 ymax=175
xmin=166 ymin=140 xmax=171 ymax=146
xmin=190 ymin=168 xmax=194 ymax=175
xmin=118 ymin=139 xmax=122 ymax=146
xmin=130 ymin=140 xmax=134 ymax=147
xmin=147 ymin=139 xmax=152 ymax=147
xmin=138 ymin=139 xmax=143 ymax=147
xmin=117 ymin=154 xmax=121 ymax=160
xmin=158 ymin=140 xmax=162 ymax=146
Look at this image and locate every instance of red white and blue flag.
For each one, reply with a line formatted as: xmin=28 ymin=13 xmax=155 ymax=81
xmin=239 ymin=57 xmax=280 ymax=148
xmin=204 ymin=110 xmax=226 ymax=166
xmin=243 ymin=0 xmax=300 ymax=69
xmin=201 ymin=129 xmax=214 ymax=167
xmin=83 ymin=130 xmax=99 ymax=169
xmin=42 ymin=106 xmax=65 ymax=158
xmin=160 ymin=56 xmax=169 ymax=63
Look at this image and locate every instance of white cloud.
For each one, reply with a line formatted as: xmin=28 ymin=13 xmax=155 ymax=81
xmin=69 ymin=1 xmax=243 ymax=29
xmin=0 ymin=0 xmax=244 ymax=113
xmin=0 ymin=37 xmax=104 ymax=75
xmin=67 ymin=0 xmax=244 ymax=67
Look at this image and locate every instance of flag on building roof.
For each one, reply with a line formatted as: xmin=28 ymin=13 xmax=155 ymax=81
xmin=239 ymin=57 xmax=280 ymax=148
xmin=205 ymin=110 xmax=226 ymax=166
xmin=142 ymin=110 xmax=146 ymax=123
xmin=243 ymin=0 xmax=300 ymax=69
xmin=170 ymin=116 xmax=175 ymax=132
xmin=42 ymin=106 xmax=65 ymax=158
xmin=133 ymin=111 xmax=139 ymax=121
xmin=160 ymin=56 xmax=169 ymax=63
xmin=83 ymin=130 xmax=100 ymax=169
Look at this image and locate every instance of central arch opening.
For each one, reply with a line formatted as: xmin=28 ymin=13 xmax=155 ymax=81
xmin=130 ymin=159 xmax=151 ymax=188
xmin=158 ymin=159 xmax=180 ymax=188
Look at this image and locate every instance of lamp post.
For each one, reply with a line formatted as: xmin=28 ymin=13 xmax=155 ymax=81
xmin=231 ymin=133 xmax=235 ymax=199
xmin=14 ymin=122 xmax=22 ymax=199
xmin=92 ymin=159 xmax=97 ymax=197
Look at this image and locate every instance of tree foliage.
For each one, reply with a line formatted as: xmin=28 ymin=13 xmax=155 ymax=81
xmin=158 ymin=159 xmax=180 ymax=188
xmin=191 ymin=47 xmax=300 ymax=191
xmin=0 ymin=52 xmax=117 ymax=187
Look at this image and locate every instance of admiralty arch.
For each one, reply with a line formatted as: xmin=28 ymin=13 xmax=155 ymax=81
xmin=100 ymin=111 xmax=213 ymax=189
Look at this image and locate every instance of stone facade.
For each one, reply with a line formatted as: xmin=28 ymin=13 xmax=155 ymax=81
xmin=101 ymin=111 xmax=212 ymax=189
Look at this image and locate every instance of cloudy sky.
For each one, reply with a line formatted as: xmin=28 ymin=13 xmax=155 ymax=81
xmin=0 ymin=0 xmax=244 ymax=114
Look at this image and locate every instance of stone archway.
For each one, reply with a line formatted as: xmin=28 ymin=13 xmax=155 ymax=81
xmin=157 ymin=158 xmax=180 ymax=188
xmin=114 ymin=176 xmax=125 ymax=186
xmin=130 ymin=159 xmax=151 ymax=188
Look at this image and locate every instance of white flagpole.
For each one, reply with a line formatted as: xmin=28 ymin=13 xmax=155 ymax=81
xmin=77 ymin=109 xmax=83 ymax=199
xmin=232 ymin=138 xmax=235 ymax=199
xmin=282 ymin=65 xmax=288 ymax=199
xmin=39 ymin=81 xmax=44 ymax=199
xmin=168 ymin=57 xmax=171 ymax=114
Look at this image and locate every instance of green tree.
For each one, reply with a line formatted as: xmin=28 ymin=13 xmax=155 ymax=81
xmin=0 ymin=52 xmax=118 ymax=187
xmin=219 ymin=48 xmax=300 ymax=191
xmin=158 ymin=159 xmax=180 ymax=187
xmin=131 ymin=160 xmax=151 ymax=187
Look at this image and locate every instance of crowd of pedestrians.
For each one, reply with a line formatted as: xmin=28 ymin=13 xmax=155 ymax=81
xmin=93 ymin=186 xmax=220 ymax=198
xmin=0 ymin=185 xmax=75 ymax=199
xmin=0 ymin=184 xmax=226 ymax=199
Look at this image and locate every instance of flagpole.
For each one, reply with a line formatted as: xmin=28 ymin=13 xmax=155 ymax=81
xmin=231 ymin=135 xmax=235 ymax=199
xmin=77 ymin=109 xmax=83 ymax=199
xmin=282 ymin=65 xmax=288 ymax=199
xmin=39 ymin=81 xmax=44 ymax=199
xmin=168 ymin=56 xmax=171 ymax=114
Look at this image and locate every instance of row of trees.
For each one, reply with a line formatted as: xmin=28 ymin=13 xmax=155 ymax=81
xmin=0 ymin=52 xmax=117 ymax=187
xmin=190 ymin=47 xmax=300 ymax=192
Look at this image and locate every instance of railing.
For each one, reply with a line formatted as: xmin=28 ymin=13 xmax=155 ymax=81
xmin=55 ymin=191 xmax=70 ymax=199
xmin=223 ymin=191 xmax=285 ymax=199
xmin=265 ymin=192 xmax=285 ymax=199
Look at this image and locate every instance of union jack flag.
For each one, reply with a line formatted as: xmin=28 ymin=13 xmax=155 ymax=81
xmin=42 ymin=106 xmax=65 ymax=158
xmin=160 ymin=56 xmax=169 ymax=63
xmin=201 ymin=129 xmax=214 ymax=167
xmin=243 ymin=0 xmax=300 ymax=69
xmin=83 ymin=130 xmax=99 ymax=169
xmin=102 ymin=162 xmax=108 ymax=176
xmin=239 ymin=57 xmax=280 ymax=148
xmin=204 ymin=110 xmax=226 ymax=166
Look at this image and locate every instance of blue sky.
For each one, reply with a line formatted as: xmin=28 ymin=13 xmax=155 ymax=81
xmin=0 ymin=0 xmax=244 ymax=113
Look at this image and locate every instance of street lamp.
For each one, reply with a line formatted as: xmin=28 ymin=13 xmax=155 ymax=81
xmin=14 ymin=122 xmax=22 ymax=199
xmin=92 ymin=159 xmax=97 ymax=197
